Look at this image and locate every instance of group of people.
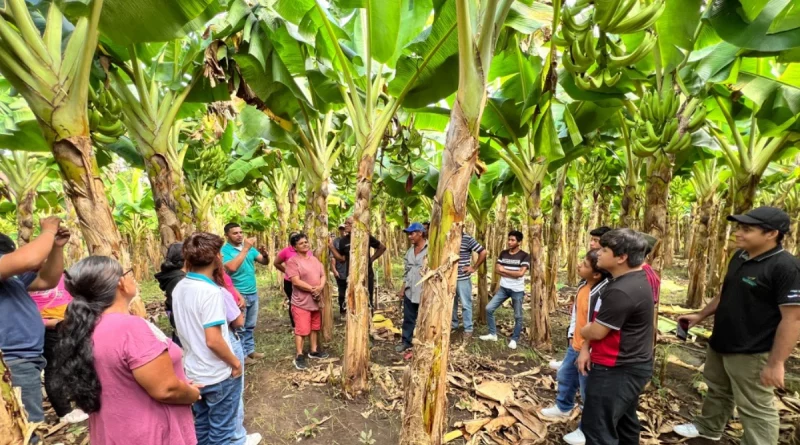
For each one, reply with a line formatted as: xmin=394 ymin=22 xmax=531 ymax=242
xmin=1 ymin=204 xmax=798 ymax=445
xmin=535 ymin=206 xmax=800 ymax=445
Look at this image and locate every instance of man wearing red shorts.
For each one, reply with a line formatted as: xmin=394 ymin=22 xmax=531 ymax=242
xmin=284 ymin=233 xmax=329 ymax=370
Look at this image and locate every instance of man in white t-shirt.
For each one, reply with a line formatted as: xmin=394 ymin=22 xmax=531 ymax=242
xmin=172 ymin=233 xmax=248 ymax=445
xmin=480 ymin=230 xmax=531 ymax=350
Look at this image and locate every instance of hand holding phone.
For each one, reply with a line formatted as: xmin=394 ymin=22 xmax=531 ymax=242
xmin=676 ymin=318 xmax=689 ymax=341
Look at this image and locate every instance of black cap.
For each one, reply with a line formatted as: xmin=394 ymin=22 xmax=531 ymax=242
xmin=727 ymin=206 xmax=791 ymax=234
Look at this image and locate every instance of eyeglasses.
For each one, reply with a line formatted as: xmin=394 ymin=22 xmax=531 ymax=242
xmin=122 ymin=268 xmax=134 ymax=277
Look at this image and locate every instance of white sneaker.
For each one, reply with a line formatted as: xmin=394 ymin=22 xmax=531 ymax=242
xmin=672 ymin=423 xmax=721 ymax=440
xmin=479 ymin=334 xmax=498 ymax=341
xmin=60 ymin=409 xmax=89 ymax=424
xmin=508 ymin=340 xmax=517 ymax=349
xmin=549 ymin=360 xmax=563 ymax=370
xmin=539 ymin=405 xmax=571 ymax=418
xmin=563 ymin=428 xmax=586 ymax=445
xmin=245 ymin=433 xmax=263 ymax=445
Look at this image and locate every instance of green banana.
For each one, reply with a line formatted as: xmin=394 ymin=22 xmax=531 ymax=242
xmin=89 ymin=109 xmax=101 ymax=130
xmin=571 ymin=37 xmax=593 ymax=67
xmin=97 ymin=120 xmax=124 ymax=136
xmin=687 ymin=106 xmax=707 ymax=132
xmin=563 ymin=9 xmax=591 ymax=33
xmin=606 ymin=0 xmax=638 ymax=31
xmin=607 ymin=33 xmax=656 ymax=69
xmin=562 ymin=48 xmax=588 ymax=75
xmin=594 ymin=0 xmax=623 ymax=29
xmin=606 ymin=38 xmax=626 ymax=57
xmin=603 ymin=69 xmax=622 ymax=87
xmin=605 ymin=0 xmax=666 ymax=34
xmin=575 ymin=74 xmax=593 ymax=90
xmin=92 ymin=133 xmax=119 ymax=145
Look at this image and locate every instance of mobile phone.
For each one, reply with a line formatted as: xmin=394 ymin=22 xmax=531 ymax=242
xmin=676 ymin=319 xmax=689 ymax=341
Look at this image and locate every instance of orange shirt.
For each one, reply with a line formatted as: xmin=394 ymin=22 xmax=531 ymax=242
xmin=571 ymin=285 xmax=591 ymax=351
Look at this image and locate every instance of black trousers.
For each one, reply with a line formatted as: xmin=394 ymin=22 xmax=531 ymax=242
xmin=582 ymin=361 xmax=653 ymax=445
xmin=283 ymin=279 xmax=295 ymax=327
xmin=43 ymin=328 xmax=73 ymax=418
xmin=336 ymin=278 xmax=348 ymax=312
xmin=401 ymin=296 xmax=419 ymax=348
xmin=368 ymin=273 xmax=375 ymax=309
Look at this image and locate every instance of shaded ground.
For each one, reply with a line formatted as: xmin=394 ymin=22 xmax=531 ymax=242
xmin=41 ymin=264 xmax=800 ymax=444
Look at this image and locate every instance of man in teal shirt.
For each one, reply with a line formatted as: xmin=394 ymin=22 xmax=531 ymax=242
xmin=222 ymin=223 xmax=270 ymax=363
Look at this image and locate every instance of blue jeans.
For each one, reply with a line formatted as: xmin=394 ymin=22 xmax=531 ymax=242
xmin=194 ymin=376 xmax=245 ymax=445
xmin=238 ymin=292 xmax=259 ymax=356
xmin=402 ymin=297 xmax=420 ymax=348
xmin=7 ymin=357 xmax=46 ymax=423
xmin=451 ymin=279 xmax=474 ymax=333
xmin=556 ymin=346 xmax=588 ymax=413
xmin=486 ymin=287 xmax=524 ymax=341
xmin=230 ymin=334 xmax=247 ymax=441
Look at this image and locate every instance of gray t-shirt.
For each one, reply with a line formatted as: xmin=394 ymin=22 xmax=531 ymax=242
xmin=332 ymin=238 xmax=348 ymax=279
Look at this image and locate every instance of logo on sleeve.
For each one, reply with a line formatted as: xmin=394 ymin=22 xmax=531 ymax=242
xmin=789 ymin=289 xmax=800 ymax=299
xmin=741 ymin=277 xmax=758 ymax=287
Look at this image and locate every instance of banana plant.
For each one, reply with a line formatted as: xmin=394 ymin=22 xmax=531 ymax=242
xmin=101 ymin=37 xmax=211 ymax=252
xmin=0 ymin=151 xmax=50 ymax=245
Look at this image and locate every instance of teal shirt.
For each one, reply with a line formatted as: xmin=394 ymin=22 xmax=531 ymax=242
xmin=222 ymin=242 xmax=260 ymax=295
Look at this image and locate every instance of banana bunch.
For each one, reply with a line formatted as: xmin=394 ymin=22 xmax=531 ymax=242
xmin=595 ymin=0 xmax=666 ymax=35
xmin=88 ymin=84 xmax=125 ymax=145
xmin=631 ymin=88 xmax=707 ymax=156
xmin=558 ymin=2 xmax=659 ymax=91
xmin=195 ymin=144 xmax=229 ymax=181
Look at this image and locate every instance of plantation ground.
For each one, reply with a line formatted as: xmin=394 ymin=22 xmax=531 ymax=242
xmin=42 ymin=264 xmax=800 ymax=444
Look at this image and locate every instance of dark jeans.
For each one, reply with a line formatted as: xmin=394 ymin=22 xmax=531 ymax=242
xmin=368 ymin=272 xmax=375 ymax=309
xmin=401 ymin=297 xmax=420 ymax=348
xmin=43 ymin=328 xmax=72 ymax=417
xmin=7 ymin=356 xmax=46 ymax=423
xmin=582 ymin=361 xmax=653 ymax=445
xmin=336 ymin=278 xmax=348 ymax=312
xmin=193 ymin=376 xmax=245 ymax=445
xmin=283 ymin=279 xmax=295 ymax=327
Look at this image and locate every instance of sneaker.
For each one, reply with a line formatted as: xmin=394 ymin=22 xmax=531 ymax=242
xmin=308 ymin=350 xmax=329 ymax=359
xmin=508 ymin=340 xmax=517 ymax=349
xmin=293 ymin=354 xmax=307 ymax=370
xmin=245 ymin=433 xmax=263 ymax=445
xmin=549 ymin=360 xmax=563 ymax=370
xmin=539 ymin=405 xmax=571 ymax=418
xmin=395 ymin=343 xmax=411 ymax=353
xmin=248 ymin=352 xmax=265 ymax=359
xmin=244 ymin=356 xmax=258 ymax=366
xmin=479 ymin=334 xmax=498 ymax=342
xmin=672 ymin=423 xmax=721 ymax=440
xmin=462 ymin=332 xmax=473 ymax=341
xmin=60 ymin=409 xmax=89 ymax=424
xmin=563 ymin=428 xmax=585 ymax=445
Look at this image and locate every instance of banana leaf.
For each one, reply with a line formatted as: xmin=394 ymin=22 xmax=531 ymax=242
xmin=99 ymin=0 xmax=220 ymax=44
xmin=703 ymin=0 xmax=800 ymax=52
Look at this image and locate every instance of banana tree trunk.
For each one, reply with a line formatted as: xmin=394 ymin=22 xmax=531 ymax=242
xmin=664 ymin=214 xmax=675 ymax=269
xmin=643 ymin=155 xmax=673 ymax=277
xmin=380 ymin=207 xmax=394 ymax=292
xmin=546 ymin=168 xmax=567 ymax=311
xmin=63 ymin=198 xmax=84 ymax=267
xmin=0 ymin=352 xmax=27 ymax=444
xmin=53 ymin=136 xmax=129 ymax=265
xmin=597 ymin=191 xmax=609 ymax=228
xmin=144 ymin=151 xmax=191 ymax=253
xmin=308 ymin=180 xmax=332 ymax=342
xmin=288 ymin=181 xmax=300 ymax=231
xmin=709 ymin=192 xmax=732 ymax=299
xmin=401 ymin=99 xmax=478 ymax=444
xmin=790 ymin=218 xmax=800 ymax=257
xmin=527 ymin=183 xmax=549 ymax=347
xmin=342 ymin=152 xmax=377 ymax=397
xmin=586 ymin=191 xmax=599 ymax=247
xmin=15 ymin=189 xmax=35 ymax=246
xmin=686 ymin=197 xmax=714 ymax=308
xmin=476 ymin=219 xmax=489 ymax=324
xmin=275 ymin=197 xmax=289 ymax=242
xmin=620 ymin=183 xmax=637 ymax=228
xmin=491 ymin=195 xmax=508 ymax=294
xmin=566 ymin=186 xmax=582 ymax=286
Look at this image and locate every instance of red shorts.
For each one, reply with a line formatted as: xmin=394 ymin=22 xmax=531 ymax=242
xmin=291 ymin=306 xmax=321 ymax=336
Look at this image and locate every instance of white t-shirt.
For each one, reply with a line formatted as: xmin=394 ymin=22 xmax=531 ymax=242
xmin=172 ymin=272 xmax=233 ymax=386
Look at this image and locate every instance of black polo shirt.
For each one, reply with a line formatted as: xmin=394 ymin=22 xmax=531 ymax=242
xmin=710 ymin=246 xmax=800 ymax=354
xmin=336 ymin=234 xmax=382 ymax=278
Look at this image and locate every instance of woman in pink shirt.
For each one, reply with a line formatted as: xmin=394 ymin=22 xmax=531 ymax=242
xmin=51 ymin=256 xmax=200 ymax=445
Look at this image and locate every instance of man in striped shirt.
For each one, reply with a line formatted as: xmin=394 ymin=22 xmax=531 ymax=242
xmin=451 ymin=231 xmax=487 ymax=340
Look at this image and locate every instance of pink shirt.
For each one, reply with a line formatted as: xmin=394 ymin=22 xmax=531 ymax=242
xmin=89 ymin=313 xmax=196 ymax=445
xmin=222 ymin=273 xmax=240 ymax=304
xmin=284 ymin=255 xmax=324 ymax=311
xmin=277 ymin=247 xmax=298 ymax=281
xmin=29 ymin=276 xmax=72 ymax=319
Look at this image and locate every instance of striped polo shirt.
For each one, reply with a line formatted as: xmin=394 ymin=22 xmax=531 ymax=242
xmin=458 ymin=233 xmax=485 ymax=280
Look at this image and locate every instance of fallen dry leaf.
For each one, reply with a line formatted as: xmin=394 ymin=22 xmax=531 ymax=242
xmin=484 ymin=415 xmax=517 ymax=433
xmin=476 ymin=381 xmax=515 ymax=405
xmin=506 ymin=404 xmax=546 ymax=439
xmin=442 ymin=429 xmax=463 ymax=443
xmin=459 ymin=418 xmax=492 ymax=435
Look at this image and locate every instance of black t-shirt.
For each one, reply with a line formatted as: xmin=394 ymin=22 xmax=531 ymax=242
xmin=710 ymin=247 xmax=800 ymax=354
xmin=336 ymin=234 xmax=382 ymax=277
xmin=589 ymin=270 xmax=654 ymax=367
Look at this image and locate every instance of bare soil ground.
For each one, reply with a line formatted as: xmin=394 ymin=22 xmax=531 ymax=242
xmin=40 ymin=266 xmax=800 ymax=444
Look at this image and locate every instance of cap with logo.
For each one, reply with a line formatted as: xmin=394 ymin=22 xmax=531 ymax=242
xmin=403 ymin=222 xmax=426 ymax=233
xmin=727 ymin=206 xmax=791 ymax=234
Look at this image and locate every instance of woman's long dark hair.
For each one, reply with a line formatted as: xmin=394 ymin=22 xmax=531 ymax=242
xmin=51 ymin=256 xmax=124 ymax=413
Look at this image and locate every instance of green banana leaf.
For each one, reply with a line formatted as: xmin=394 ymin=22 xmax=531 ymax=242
xmin=100 ymin=0 xmax=220 ymax=44
xmin=654 ymin=0 xmax=703 ymax=73
xmin=703 ymin=0 xmax=800 ymax=52
xmin=0 ymin=120 xmax=49 ymax=152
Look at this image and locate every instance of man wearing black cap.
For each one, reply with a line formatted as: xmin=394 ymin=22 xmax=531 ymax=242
xmin=675 ymin=206 xmax=800 ymax=445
